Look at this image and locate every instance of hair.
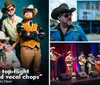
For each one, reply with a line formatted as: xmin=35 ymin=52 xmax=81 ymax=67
xmin=80 ymin=52 xmax=84 ymax=55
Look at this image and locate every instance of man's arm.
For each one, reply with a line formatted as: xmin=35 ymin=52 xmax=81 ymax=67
xmin=0 ymin=62 xmax=11 ymax=69
xmin=76 ymin=25 xmax=88 ymax=41
xmin=79 ymin=27 xmax=88 ymax=41
xmin=6 ymin=37 xmax=20 ymax=52
xmin=88 ymin=57 xmax=95 ymax=65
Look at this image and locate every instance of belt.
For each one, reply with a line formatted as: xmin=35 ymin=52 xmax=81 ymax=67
xmin=21 ymin=45 xmax=40 ymax=49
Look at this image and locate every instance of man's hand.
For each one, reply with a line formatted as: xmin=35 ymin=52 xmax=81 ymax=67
xmin=6 ymin=64 xmax=13 ymax=69
xmin=5 ymin=46 xmax=13 ymax=52
xmin=0 ymin=63 xmax=12 ymax=69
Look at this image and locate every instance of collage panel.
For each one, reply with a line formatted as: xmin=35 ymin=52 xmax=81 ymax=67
xmin=0 ymin=0 xmax=48 ymax=85
xmin=50 ymin=0 xmax=100 ymax=85
xmin=50 ymin=43 xmax=100 ymax=85
xmin=50 ymin=0 xmax=100 ymax=41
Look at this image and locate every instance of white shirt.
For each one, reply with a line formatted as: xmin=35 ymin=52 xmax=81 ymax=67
xmin=2 ymin=14 xmax=22 ymax=41
xmin=50 ymin=51 xmax=56 ymax=61
xmin=65 ymin=55 xmax=73 ymax=67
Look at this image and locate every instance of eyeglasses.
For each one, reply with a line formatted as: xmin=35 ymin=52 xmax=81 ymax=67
xmin=62 ymin=13 xmax=72 ymax=18
xmin=7 ymin=8 xmax=14 ymax=12
xmin=0 ymin=40 xmax=6 ymax=44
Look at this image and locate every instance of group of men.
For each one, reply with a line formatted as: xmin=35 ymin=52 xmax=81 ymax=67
xmin=50 ymin=47 xmax=76 ymax=80
xmin=50 ymin=47 xmax=100 ymax=81
xmin=0 ymin=0 xmax=45 ymax=83
xmin=78 ymin=52 xmax=95 ymax=73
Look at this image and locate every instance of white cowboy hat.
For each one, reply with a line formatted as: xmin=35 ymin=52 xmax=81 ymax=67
xmin=22 ymin=4 xmax=38 ymax=17
xmin=0 ymin=31 xmax=9 ymax=41
xmin=67 ymin=51 xmax=72 ymax=55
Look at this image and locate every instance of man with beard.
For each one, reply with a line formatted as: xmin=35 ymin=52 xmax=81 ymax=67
xmin=8 ymin=4 xmax=45 ymax=78
xmin=1 ymin=0 xmax=22 ymax=60
xmin=65 ymin=51 xmax=76 ymax=76
xmin=87 ymin=52 xmax=95 ymax=73
xmin=78 ymin=52 xmax=86 ymax=72
xmin=50 ymin=3 xmax=88 ymax=41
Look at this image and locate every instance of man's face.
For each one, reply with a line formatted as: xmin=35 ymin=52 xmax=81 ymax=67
xmin=69 ymin=53 xmax=72 ymax=56
xmin=0 ymin=40 xmax=6 ymax=49
xmin=81 ymin=54 xmax=84 ymax=57
xmin=7 ymin=6 xmax=15 ymax=16
xmin=58 ymin=12 xmax=72 ymax=25
xmin=24 ymin=10 xmax=33 ymax=20
xmin=89 ymin=53 xmax=93 ymax=57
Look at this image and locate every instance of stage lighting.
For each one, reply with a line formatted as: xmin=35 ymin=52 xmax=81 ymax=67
xmin=89 ymin=71 xmax=99 ymax=78
xmin=58 ymin=73 xmax=72 ymax=81
xmin=76 ymin=72 xmax=88 ymax=80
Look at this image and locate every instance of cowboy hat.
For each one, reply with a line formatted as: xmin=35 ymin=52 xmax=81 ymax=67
xmin=0 ymin=31 xmax=9 ymax=41
xmin=1 ymin=0 xmax=15 ymax=14
xmin=50 ymin=47 xmax=55 ymax=50
xmin=22 ymin=4 xmax=38 ymax=18
xmin=67 ymin=51 xmax=72 ymax=55
xmin=97 ymin=55 xmax=100 ymax=58
xmin=88 ymin=52 xmax=93 ymax=57
xmin=51 ymin=3 xmax=76 ymax=20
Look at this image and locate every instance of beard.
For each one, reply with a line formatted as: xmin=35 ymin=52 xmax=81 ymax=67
xmin=23 ymin=16 xmax=33 ymax=21
xmin=66 ymin=21 xmax=72 ymax=26
xmin=9 ymin=13 xmax=14 ymax=17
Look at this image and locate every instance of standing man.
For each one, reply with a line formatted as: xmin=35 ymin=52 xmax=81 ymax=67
xmin=9 ymin=5 xmax=45 ymax=77
xmin=50 ymin=3 xmax=88 ymax=41
xmin=78 ymin=52 xmax=86 ymax=72
xmin=65 ymin=51 xmax=76 ymax=76
xmin=87 ymin=52 xmax=95 ymax=73
xmin=50 ymin=47 xmax=58 ymax=80
xmin=1 ymin=0 xmax=22 ymax=59
xmin=95 ymin=55 xmax=100 ymax=72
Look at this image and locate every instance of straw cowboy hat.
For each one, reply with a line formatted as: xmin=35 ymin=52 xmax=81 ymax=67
xmin=51 ymin=3 xmax=76 ymax=20
xmin=22 ymin=4 xmax=38 ymax=18
xmin=0 ymin=31 xmax=9 ymax=41
xmin=97 ymin=55 xmax=100 ymax=58
xmin=67 ymin=51 xmax=72 ymax=55
xmin=50 ymin=47 xmax=55 ymax=50
xmin=1 ymin=0 xmax=15 ymax=14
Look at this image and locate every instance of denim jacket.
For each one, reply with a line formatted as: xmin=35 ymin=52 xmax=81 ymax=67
xmin=50 ymin=24 xmax=88 ymax=41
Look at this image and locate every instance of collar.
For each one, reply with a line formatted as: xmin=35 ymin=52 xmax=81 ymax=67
xmin=55 ymin=23 xmax=78 ymax=32
xmin=7 ymin=14 xmax=17 ymax=24
xmin=54 ymin=24 xmax=78 ymax=40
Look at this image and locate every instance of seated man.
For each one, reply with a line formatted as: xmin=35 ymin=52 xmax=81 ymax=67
xmin=0 ymin=31 xmax=20 ymax=69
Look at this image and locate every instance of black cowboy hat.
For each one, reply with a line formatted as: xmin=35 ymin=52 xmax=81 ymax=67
xmin=51 ymin=3 xmax=76 ymax=20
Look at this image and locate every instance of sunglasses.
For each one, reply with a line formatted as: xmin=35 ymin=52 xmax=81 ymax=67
xmin=7 ymin=8 xmax=14 ymax=12
xmin=62 ymin=13 xmax=72 ymax=18
xmin=0 ymin=40 xmax=6 ymax=44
